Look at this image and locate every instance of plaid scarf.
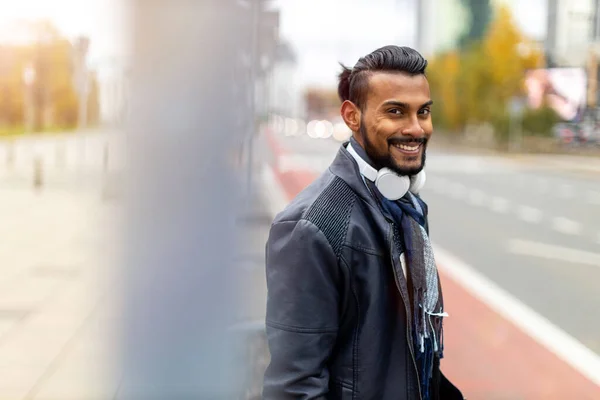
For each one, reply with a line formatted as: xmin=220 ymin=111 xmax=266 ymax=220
xmin=379 ymin=194 xmax=447 ymax=400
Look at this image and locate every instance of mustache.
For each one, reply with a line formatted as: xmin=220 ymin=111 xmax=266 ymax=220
xmin=388 ymin=137 xmax=427 ymax=146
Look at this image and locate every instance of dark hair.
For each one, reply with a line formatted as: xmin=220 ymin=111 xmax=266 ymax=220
xmin=337 ymin=45 xmax=428 ymax=109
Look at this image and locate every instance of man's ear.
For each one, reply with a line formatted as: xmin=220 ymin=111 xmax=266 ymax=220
xmin=340 ymin=100 xmax=361 ymax=133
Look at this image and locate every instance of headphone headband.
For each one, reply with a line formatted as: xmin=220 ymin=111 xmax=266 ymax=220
xmin=346 ymin=142 xmax=426 ymax=200
xmin=346 ymin=143 xmax=378 ymax=182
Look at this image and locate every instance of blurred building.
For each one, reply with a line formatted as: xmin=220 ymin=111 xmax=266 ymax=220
xmin=546 ymin=0 xmax=597 ymax=67
xmin=416 ymin=0 xmax=497 ymax=56
xmin=268 ymin=42 xmax=305 ymax=119
xmin=459 ymin=0 xmax=493 ymax=48
xmin=416 ymin=0 xmax=468 ymax=56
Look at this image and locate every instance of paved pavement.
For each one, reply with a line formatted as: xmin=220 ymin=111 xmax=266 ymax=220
xmin=263 ymin=129 xmax=600 ymax=399
xmin=0 ymin=136 xmax=121 ymax=399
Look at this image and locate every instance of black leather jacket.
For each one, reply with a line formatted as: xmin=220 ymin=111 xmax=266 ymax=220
xmin=263 ymin=143 xmax=463 ymax=400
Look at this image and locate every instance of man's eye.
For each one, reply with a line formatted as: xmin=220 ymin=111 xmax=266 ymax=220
xmin=389 ymin=109 xmax=402 ymax=115
xmin=419 ymin=108 xmax=431 ymax=115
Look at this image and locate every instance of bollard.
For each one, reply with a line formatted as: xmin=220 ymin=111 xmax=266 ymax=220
xmin=33 ymin=156 xmax=43 ymax=191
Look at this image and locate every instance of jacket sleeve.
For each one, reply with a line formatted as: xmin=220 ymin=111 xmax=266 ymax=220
xmin=263 ymin=219 xmax=341 ymax=399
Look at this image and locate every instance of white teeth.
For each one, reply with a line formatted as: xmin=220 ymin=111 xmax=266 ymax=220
xmin=394 ymin=143 xmax=420 ymax=151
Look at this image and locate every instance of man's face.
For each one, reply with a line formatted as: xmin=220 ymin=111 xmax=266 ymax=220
xmin=356 ymin=72 xmax=433 ymax=176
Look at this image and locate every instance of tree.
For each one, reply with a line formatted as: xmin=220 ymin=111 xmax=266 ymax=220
xmin=87 ymin=71 xmax=101 ymax=126
xmin=0 ymin=20 xmax=100 ymax=134
xmin=428 ymin=51 xmax=462 ymax=131
xmin=0 ymin=46 xmax=26 ymax=127
xmin=44 ymin=37 xmax=81 ymax=128
xmin=483 ymin=5 xmax=543 ymax=106
xmin=428 ymin=5 xmax=546 ymax=143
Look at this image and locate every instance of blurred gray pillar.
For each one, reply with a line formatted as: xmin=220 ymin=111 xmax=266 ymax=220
xmin=119 ymin=1 xmax=246 ymax=399
xmin=245 ymin=0 xmax=260 ymax=196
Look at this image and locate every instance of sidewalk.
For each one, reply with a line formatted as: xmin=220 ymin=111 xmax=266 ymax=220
xmin=261 ymin=128 xmax=600 ymax=399
xmin=0 ymin=169 xmax=120 ymax=399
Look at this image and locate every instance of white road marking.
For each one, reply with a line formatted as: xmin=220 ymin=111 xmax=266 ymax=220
xmin=517 ymin=205 xmax=543 ymax=223
xmin=552 ymin=217 xmax=582 ymax=236
xmin=428 ymin=177 xmax=447 ymax=194
xmin=449 ymin=182 xmax=467 ymax=200
xmin=507 ymin=239 xmax=600 ymax=267
xmin=490 ymin=196 xmax=509 ymax=214
xmin=558 ymin=183 xmax=575 ymax=199
xmin=586 ymin=190 xmax=600 ymax=205
xmin=467 ymin=189 xmax=486 ymax=206
xmin=536 ymin=178 xmax=549 ymax=193
xmin=432 ymin=178 xmax=447 ymax=194
xmin=434 ymin=244 xmax=600 ymax=387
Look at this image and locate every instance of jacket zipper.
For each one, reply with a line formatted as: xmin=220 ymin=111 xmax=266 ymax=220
xmin=388 ymin=223 xmax=423 ymax=400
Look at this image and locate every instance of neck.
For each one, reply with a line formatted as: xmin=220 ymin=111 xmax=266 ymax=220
xmin=349 ymin=136 xmax=377 ymax=170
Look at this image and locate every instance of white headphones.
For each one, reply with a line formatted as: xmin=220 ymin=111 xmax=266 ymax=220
xmin=346 ymin=142 xmax=426 ymax=201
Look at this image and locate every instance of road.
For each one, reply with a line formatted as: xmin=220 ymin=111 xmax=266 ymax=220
xmin=272 ymin=132 xmax=600 ymax=358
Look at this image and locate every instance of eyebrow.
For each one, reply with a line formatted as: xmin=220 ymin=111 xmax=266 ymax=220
xmin=382 ymin=100 xmax=433 ymax=109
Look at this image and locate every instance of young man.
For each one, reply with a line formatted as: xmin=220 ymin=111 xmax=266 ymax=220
xmin=263 ymin=46 xmax=463 ymax=400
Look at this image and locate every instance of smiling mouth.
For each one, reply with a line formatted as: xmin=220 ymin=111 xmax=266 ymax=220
xmin=391 ymin=142 xmax=422 ymax=155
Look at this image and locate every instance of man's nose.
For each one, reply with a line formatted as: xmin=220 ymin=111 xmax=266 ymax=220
xmin=401 ymin=115 xmax=425 ymax=137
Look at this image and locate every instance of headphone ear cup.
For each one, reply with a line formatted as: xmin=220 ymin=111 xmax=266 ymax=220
xmin=409 ymin=170 xmax=426 ymax=194
xmin=375 ymin=168 xmax=410 ymax=200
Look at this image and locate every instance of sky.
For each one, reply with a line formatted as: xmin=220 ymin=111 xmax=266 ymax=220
xmin=0 ymin=0 xmax=127 ymax=68
xmin=276 ymin=0 xmax=548 ymax=87
xmin=0 ymin=0 xmax=547 ymax=86
xmin=274 ymin=0 xmax=417 ymax=87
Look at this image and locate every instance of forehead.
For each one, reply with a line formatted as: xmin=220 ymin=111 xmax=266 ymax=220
xmin=365 ymin=72 xmax=430 ymax=107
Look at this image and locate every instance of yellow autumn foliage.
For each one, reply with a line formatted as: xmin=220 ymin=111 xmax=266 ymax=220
xmin=428 ymin=4 xmax=545 ymax=136
xmin=0 ymin=20 xmax=100 ymax=134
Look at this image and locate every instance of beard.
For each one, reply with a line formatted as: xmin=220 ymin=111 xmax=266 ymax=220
xmin=360 ymin=122 xmax=427 ymax=177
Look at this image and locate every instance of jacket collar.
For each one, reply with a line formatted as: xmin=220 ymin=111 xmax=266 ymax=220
xmin=330 ymin=138 xmax=425 ymax=226
xmin=329 ymin=139 xmax=388 ymax=216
